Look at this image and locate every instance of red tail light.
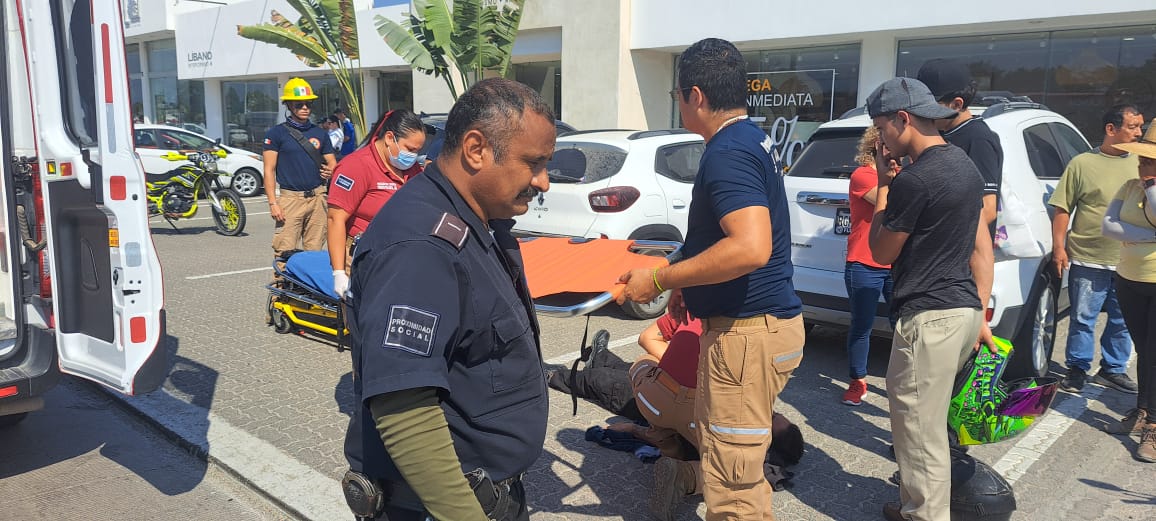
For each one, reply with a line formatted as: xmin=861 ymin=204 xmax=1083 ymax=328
xmin=985 ymin=307 xmax=994 ymax=322
xmin=31 ymin=162 xmax=50 ymax=299
xmin=588 ymin=186 xmax=641 ymax=213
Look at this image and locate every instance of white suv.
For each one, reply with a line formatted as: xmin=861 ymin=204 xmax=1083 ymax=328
xmin=785 ymin=102 xmax=1091 ymax=379
xmin=512 ymin=129 xmax=703 ymax=319
xmin=514 ymin=129 xmax=704 ymax=242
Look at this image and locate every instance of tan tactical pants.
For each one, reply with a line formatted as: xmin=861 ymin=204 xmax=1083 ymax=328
xmin=697 ymin=314 xmax=804 ymax=521
xmin=887 ymin=307 xmax=983 ymax=521
xmin=272 ymin=189 xmax=328 ymax=259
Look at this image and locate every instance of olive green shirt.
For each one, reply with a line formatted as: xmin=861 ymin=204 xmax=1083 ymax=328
xmin=1048 ymin=149 xmax=1140 ymax=267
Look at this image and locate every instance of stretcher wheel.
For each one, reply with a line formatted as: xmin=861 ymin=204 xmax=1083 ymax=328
xmin=272 ymin=309 xmax=294 ymax=334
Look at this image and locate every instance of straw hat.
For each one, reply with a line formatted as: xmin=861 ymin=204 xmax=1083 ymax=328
xmin=1116 ymin=124 xmax=1156 ymax=160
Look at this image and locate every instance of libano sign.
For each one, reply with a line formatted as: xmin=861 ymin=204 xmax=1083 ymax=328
xmin=746 ymin=69 xmax=836 ymax=167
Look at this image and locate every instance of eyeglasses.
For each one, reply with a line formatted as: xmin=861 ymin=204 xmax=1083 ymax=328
xmin=290 ymin=102 xmax=313 ymax=110
xmin=669 ymin=87 xmax=693 ymax=102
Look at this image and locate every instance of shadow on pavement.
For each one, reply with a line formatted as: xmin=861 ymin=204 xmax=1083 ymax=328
xmin=0 ymin=336 xmax=213 ymax=496
xmin=1077 ymin=478 xmax=1156 ymax=505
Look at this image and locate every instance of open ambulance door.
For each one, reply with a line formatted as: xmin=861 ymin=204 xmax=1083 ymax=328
xmin=17 ymin=0 xmax=166 ymax=395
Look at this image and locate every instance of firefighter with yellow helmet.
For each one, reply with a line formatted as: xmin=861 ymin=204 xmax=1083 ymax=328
xmin=262 ymin=77 xmax=338 ymax=290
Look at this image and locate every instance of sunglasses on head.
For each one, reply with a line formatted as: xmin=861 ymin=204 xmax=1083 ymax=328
xmin=291 ymin=102 xmax=313 ymax=110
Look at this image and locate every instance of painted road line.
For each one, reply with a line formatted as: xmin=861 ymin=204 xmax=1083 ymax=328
xmin=186 ymin=267 xmax=270 ymax=280
xmin=183 ymin=210 xmax=270 ymax=222
xmin=992 ymin=385 xmax=1104 ymax=485
xmin=102 ymin=387 xmax=347 ymax=521
xmin=544 ymin=334 xmax=640 ymax=365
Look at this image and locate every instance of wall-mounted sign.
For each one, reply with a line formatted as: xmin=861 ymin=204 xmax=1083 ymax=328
xmin=123 ymin=0 xmax=141 ymax=29
xmin=747 ymin=69 xmax=835 ymax=166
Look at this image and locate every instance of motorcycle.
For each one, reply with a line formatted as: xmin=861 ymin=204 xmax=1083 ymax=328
xmin=145 ymin=147 xmax=246 ymax=236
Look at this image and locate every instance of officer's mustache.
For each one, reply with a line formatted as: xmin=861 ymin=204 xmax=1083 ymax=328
xmin=517 ymin=187 xmax=539 ymax=200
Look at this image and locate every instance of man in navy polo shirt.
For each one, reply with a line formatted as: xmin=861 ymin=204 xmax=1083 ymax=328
xmin=619 ymin=37 xmax=804 ymax=521
xmin=263 ymin=77 xmax=336 ymax=265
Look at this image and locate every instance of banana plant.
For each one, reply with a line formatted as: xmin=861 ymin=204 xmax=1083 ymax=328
xmin=237 ymin=0 xmax=367 ymax=139
xmin=375 ymin=0 xmax=525 ymax=100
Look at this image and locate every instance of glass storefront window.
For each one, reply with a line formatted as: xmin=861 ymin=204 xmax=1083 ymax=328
xmin=129 ymin=78 xmax=143 ymax=123
xmin=148 ymin=77 xmax=204 ymax=130
xmin=673 ymin=44 xmax=860 ymax=166
xmin=377 ymin=72 xmax=414 ymax=114
xmin=147 ymin=40 xmax=177 ymax=73
xmin=511 ymin=61 xmax=562 ymax=119
xmin=897 ymin=25 xmax=1156 ymax=144
xmin=222 ymin=80 xmax=279 ymax=152
xmin=126 ymin=44 xmax=141 ymax=75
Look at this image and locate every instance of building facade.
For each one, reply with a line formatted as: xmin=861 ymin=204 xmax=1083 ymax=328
xmin=127 ymin=0 xmax=1156 ymax=158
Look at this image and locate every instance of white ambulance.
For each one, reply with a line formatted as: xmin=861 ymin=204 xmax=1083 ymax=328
xmin=0 ymin=0 xmax=166 ymax=426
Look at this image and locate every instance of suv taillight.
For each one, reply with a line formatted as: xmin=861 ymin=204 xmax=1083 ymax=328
xmin=588 ymin=186 xmax=640 ymax=213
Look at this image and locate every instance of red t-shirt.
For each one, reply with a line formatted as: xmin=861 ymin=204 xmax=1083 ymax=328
xmin=327 ymin=144 xmax=421 ymax=236
xmin=655 ymin=313 xmax=704 ymax=389
xmin=846 ymin=166 xmax=890 ymax=269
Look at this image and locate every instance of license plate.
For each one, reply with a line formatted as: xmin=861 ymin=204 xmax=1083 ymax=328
xmin=834 ymin=207 xmax=851 ymax=235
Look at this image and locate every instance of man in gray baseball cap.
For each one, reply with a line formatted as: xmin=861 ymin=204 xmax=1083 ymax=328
xmin=865 ymin=77 xmax=995 ymax=521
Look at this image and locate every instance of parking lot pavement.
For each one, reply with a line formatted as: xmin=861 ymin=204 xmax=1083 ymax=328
xmin=0 ymin=377 xmax=292 ymax=521
xmin=120 ymin=196 xmax=1156 ymax=520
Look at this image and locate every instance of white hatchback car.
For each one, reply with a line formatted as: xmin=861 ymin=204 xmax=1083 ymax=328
xmin=134 ymin=124 xmax=266 ymax=197
xmin=785 ymin=102 xmax=1090 ymax=379
xmin=515 ymin=129 xmax=704 ymax=241
xmin=513 ymin=129 xmax=704 ymax=319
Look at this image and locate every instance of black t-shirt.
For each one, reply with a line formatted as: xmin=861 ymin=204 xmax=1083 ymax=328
xmin=943 ymin=117 xmax=1003 ymax=237
xmin=882 ymin=144 xmax=983 ymax=319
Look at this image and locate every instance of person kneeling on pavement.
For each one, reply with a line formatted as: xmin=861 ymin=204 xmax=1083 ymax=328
xmin=547 ymin=312 xmax=805 ymax=521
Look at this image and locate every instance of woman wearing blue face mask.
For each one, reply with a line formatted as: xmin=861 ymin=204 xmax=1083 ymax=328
xmin=327 ymin=109 xmax=427 ymax=297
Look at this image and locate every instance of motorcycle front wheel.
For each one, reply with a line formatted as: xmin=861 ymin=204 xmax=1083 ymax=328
xmin=212 ymin=188 xmax=247 ymax=236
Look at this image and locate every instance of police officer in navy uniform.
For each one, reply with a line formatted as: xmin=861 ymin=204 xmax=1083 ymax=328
xmin=341 ymin=78 xmax=556 ymax=521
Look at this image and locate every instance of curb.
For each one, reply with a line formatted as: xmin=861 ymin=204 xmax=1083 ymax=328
xmin=94 ymin=381 xmax=348 ymax=521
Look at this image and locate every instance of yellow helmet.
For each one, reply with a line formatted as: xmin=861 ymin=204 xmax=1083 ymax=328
xmin=281 ymin=77 xmax=318 ymax=101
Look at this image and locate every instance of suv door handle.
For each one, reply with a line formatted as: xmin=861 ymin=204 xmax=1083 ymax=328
xmin=797 ymin=192 xmax=850 ymax=206
xmin=672 ymin=199 xmax=687 ymax=209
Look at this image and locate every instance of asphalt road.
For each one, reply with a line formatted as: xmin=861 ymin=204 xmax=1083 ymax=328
xmin=103 ymin=196 xmax=1156 ymax=520
xmin=0 ymin=377 xmax=293 ymax=520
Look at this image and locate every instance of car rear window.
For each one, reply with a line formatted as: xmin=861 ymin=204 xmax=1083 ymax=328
xmin=548 ymin=142 xmax=628 ymax=184
xmin=786 ymin=129 xmax=863 ymax=179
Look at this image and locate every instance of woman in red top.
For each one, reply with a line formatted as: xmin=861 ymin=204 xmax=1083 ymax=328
xmin=327 ymin=109 xmax=426 ymax=297
xmin=842 ymin=126 xmax=897 ymax=406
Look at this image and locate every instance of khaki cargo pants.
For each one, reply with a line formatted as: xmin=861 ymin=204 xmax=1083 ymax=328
xmin=887 ymin=307 xmax=983 ymax=521
xmin=272 ymin=189 xmax=328 ymax=260
xmin=696 ymin=313 xmax=805 ymax=521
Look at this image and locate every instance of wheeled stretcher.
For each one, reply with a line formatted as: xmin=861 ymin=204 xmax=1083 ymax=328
xmin=262 ymin=239 xmax=680 ymax=352
xmin=266 ymin=250 xmax=348 ymax=350
xmin=519 ymin=237 xmax=681 ymax=317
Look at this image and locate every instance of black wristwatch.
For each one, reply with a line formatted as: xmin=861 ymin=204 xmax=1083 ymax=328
xmin=1145 ymin=178 xmax=1156 ymax=188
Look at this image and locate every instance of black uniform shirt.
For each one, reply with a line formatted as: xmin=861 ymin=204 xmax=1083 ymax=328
xmin=344 ymin=163 xmax=547 ymax=483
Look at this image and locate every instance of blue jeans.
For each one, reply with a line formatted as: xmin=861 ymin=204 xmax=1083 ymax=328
xmin=845 ymin=262 xmax=893 ymax=379
xmin=1065 ymin=264 xmax=1132 ymax=373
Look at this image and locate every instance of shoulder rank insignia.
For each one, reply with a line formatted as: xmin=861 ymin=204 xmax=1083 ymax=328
xmin=431 ymin=213 xmax=469 ymax=250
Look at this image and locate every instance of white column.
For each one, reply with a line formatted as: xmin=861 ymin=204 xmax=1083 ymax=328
xmin=411 ymin=70 xmax=456 ymax=114
xmin=361 ymin=70 xmax=380 ymax=130
xmin=203 ymin=79 xmax=224 ymax=140
xmin=858 ymin=34 xmax=899 ymax=105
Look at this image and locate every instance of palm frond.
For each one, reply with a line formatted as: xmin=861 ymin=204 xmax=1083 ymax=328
xmin=237 ymin=23 xmax=327 ymax=67
xmin=375 ymin=14 xmax=437 ymax=72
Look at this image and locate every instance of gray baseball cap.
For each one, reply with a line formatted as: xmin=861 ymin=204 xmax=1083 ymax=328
xmin=866 ymin=77 xmax=957 ymax=120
